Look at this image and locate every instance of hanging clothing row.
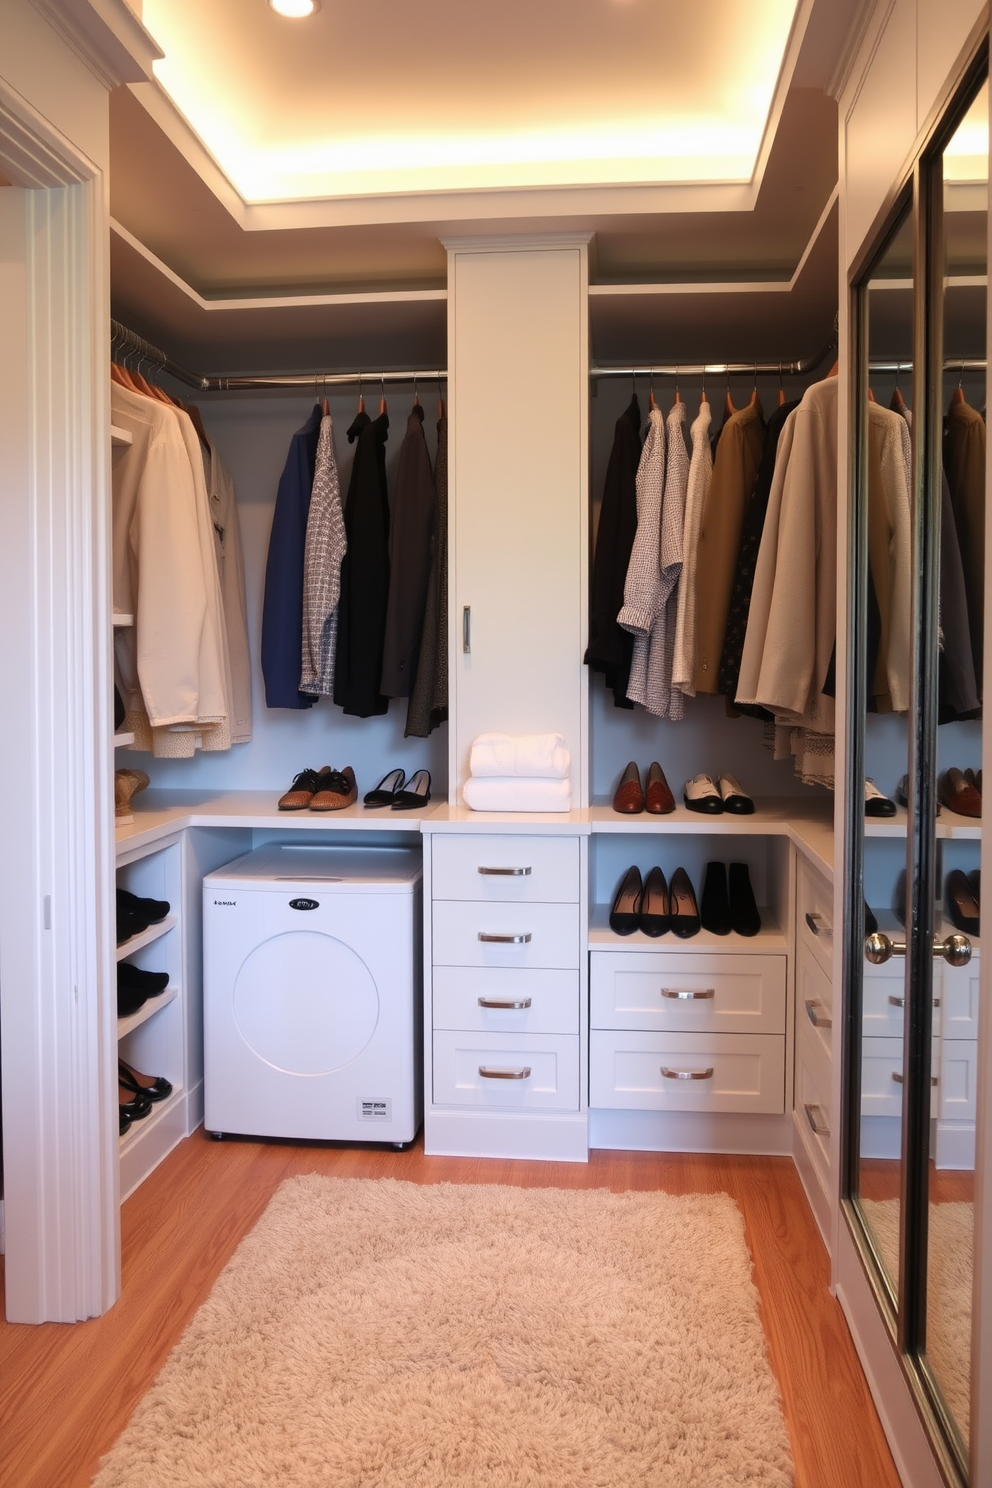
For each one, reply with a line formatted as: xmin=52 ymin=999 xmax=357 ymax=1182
xmin=260 ymin=393 xmax=449 ymax=737
xmin=110 ymin=365 xmax=252 ymax=757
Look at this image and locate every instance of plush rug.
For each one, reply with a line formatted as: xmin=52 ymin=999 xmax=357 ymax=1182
xmin=862 ymin=1197 xmax=973 ymax=1441
xmin=93 ymin=1176 xmax=794 ymax=1487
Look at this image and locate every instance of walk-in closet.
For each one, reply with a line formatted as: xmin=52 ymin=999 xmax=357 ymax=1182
xmin=1 ymin=2 xmax=991 ymax=1486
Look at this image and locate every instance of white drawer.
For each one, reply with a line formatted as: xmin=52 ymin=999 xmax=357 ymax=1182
xmin=797 ymin=951 xmax=834 ymax=1060
xmin=432 ymin=1030 xmax=579 ymax=1111
xmin=798 ymin=859 xmax=834 ymax=978
xmin=861 ymin=1036 xmax=940 ymax=1117
xmin=433 ymin=967 xmax=579 ymax=1034
xmin=863 ymin=962 xmax=943 ymax=1038
xmin=433 ymin=900 xmax=580 ymax=969
xmin=795 ymin=1034 xmax=832 ymax=1189
xmin=941 ymin=955 xmax=979 ymax=1041
xmin=432 ymin=834 xmax=580 ymax=903
xmin=589 ymin=1031 xmax=784 ymax=1114
xmin=589 ymin=951 xmax=786 ymax=1035
xmin=938 ymin=1039 xmax=979 ymax=1122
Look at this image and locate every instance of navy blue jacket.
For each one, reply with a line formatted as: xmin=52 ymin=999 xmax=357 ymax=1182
xmin=260 ymin=405 xmax=322 ymax=709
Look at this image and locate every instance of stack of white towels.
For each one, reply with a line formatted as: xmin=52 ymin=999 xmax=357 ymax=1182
xmin=462 ymin=733 xmax=572 ymax=812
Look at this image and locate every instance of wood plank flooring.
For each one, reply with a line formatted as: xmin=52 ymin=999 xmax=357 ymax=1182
xmin=0 ymin=1132 xmax=903 ymax=1488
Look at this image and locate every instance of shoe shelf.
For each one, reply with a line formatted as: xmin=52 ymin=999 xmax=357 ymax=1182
xmin=588 ymin=905 xmax=786 ymax=953
xmin=119 ymin=1084 xmax=187 ymax=1203
xmin=112 ymin=612 xmax=134 ymax=627
xmin=115 ymin=914 xmax=178 ymax=961
xmin=113 ymin=731 xmax=136 ymax=748
xmin=110 ymin=424 xmax=133 ymax=448
xmin=116 ymin=983 xmax=178 ymax=1040
xmin=865 ymin=804 xmax=982 ymax=840
xmin=119 ymin=1083 xmax=184 ymax=1149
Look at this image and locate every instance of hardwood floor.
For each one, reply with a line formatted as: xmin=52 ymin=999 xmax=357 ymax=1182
xmin=0 ymin=1132 xmax=903 ymax=1488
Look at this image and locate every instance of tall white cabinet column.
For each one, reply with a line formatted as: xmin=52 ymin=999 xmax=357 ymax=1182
xmin=446 ymin=236 xmax=590 ymax=805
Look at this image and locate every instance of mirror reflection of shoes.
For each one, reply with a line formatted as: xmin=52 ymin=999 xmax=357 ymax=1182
xmin=895 ymin=774 xmax=941 ymax=815
xmin=938 ymin=767 xmax=982 ymax=819
xmin=947 ymin=868 xmax=980 ymax=936
xmin=864 ymin=900 xmax=878 ymax=936
xmin=864 ymin=779 xmax=896 ymax=817
xmin=612 ymin=761 xmax=645 ymax=814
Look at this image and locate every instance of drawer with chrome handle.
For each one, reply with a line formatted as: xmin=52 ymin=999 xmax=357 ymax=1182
xmin=432 ymin=834 xmax=580 ymax=903
xmin=804 ymin=999 xmax=832 ymax=1029
xmin=433 ymin=900 xmax=580 ymax=969
xmin=798 ymin=860 xmax=834 ymax=978
xmin=432 ymin=1030 xmax=579 ymax=1111
xmin=589 ymin=1030 xmax=784 ymax=1114
xmin=432 ymin=968 xmax=579 ymax=1035
xmin=590 ymin=950 xmax=785 ymax=1035
xmin=803 ymin=1102 xmax=830 ymax=1138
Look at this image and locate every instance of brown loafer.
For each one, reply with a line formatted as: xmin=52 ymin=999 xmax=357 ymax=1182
xmin=612 ymin=761 xmax=644 ymax=814
xmin=310 ymin=765 xmax=358 ymax=811
xmin=645 ymin=761 xmax=675 ymax=815
xmin=939 ymin=767 xmax=982 ymax=819
xmin=278 ymin=765 xmax=330 ymax=811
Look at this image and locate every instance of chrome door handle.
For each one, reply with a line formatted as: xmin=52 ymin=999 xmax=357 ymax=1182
xmin=661 ymin=1066 xmax=714 ymax=1081
xmin=660 ymin=988 xmax=715 ymax=1000
xmin=866 ymin=931 xmax=972 ymax=966
xmin=478 ymin=932 xmax=532 ymax=944
xmin=462 ymin=605 xmax=471 ymax=653
xmin=887 ymin=995 xmax=941 ymax=1009
xmin=479 ymin=1065 xmax=531 ymax=1080
xmin=477 ymin=997 xmax=532 ymax=1010
xmin=805 ymin=911 xmax=830 ymax=936
xmin=804 ymin=1102 xmax=830 ymax=1137
xmin=804 ymin=999 xmax=833 ymax=1029
xmin=478 ymin=865 xmax=531 ymax=876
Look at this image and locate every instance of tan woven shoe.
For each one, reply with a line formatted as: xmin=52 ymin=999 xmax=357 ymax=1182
xmin=277 ymin=765 xmax=331 ymax=811
xmin=310 ymin=766 xmax=357 ymax=811
xmin=115 ymin=768 xmax=150 ymax=825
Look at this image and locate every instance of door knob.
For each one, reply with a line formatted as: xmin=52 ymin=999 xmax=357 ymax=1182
xmin=864 ymin=930 xmax=972 ymax=966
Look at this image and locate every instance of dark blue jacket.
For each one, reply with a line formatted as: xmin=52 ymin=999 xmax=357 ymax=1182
xmin=260 ymin=405 xmax=322 ymax=709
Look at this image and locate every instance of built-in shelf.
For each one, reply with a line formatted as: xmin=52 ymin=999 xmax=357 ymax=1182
xmin=114 ymin=731 xmax=136 ymax=748
xmin=112 ymin=612 xmax=134 ymax=627
xmin=116 ymin=984 xmax=177 ymax=1039
xmin=119 ymin=1085 xmax=183 ymax=1148
xmin=865 ymin=804 xmax=981 ymax=840
xmin=588 ymin=905 xmax=786 ymax=952
xmin=110 ymin=423 xmax=133 ymax=447
xmin=115 ymin=914 xmax=177 ymax=961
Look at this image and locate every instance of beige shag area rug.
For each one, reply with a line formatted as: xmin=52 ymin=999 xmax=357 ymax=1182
xmin=93 ymin=1176 xmax=794 ymax=1488
xmin=862 ymin=1198 xmax=973 ymax=1441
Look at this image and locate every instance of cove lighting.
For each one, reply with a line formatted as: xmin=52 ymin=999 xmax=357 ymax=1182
xmin=268 ymin=0 xmax=319 ymax=16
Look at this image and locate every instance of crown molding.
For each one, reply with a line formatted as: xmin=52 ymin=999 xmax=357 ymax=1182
xmin=31 ymin=0 xmax=161 ymax=91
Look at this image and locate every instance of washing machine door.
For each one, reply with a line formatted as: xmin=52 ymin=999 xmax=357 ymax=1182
xmin=232 ymin=930 xmax=379 ymax=1074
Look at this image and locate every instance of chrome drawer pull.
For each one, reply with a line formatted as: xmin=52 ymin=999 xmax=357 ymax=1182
xmin=478 ymin=931 xmax=532 ymax=944
xmin=891 ymin=1072 xmax=938 ymax=1086
xmin=478 ymin=865 xmax=532 ymax=876
xmin=804 ymin=999 xmax=833 ymax=1029
xmin=661 ymin=1066 xmax=714 ymax=1081
xmin=479 ymin=1065 xmax=531 ymax=1080
xmin=805 ymin=911 xmax=830 ymax=936
xmin=478 ymin=997 xmax=533 ymax=1010
xmin=660 ymin=988 xmax=715 ymax=1000
xmin=804 ymin=1102 xmax=830 ymax=1137
xmin=887 ymin=995 xmax=940 ymax=1009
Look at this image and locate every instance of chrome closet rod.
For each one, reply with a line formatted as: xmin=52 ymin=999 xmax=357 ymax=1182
xmin=868 ymin=356 xmax=986 ymax=372
xmin=590 ymin=354 xmax=825 ymax=380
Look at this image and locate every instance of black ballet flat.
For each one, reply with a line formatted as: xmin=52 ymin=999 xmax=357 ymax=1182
xmin=363 ymin=768 xmax=405 ymax=807
xmin=119 ymin=1059 xmax=173 ymax=1104
xmin=391 ymin=769 xmax=431 ymax=811
xmin=609 ymin=865 xmax=643 ymax=935
xmin=669 ymin=867 xmax=700 ymax=939
xmin=639 ymin=866 xmax=670 ymax=937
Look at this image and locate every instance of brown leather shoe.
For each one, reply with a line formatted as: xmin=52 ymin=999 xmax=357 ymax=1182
xmin=939 ymin=767 xmax=982 ymax=819
xmin=310 ymin=765 xmax=358 ymax=811
xmin=645 ymin=761 xmax=675 ymax=815
xmin=612 ymin=761 xmax=644 ymax=814
xmin=278 ymin=765 xmax=330 ymax=811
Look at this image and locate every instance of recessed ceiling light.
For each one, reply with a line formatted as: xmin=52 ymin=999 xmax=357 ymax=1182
xmin=268 ymin=0 xmax=319 ymax=16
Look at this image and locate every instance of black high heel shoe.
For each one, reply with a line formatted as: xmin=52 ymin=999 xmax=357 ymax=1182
xmin=391 ymin=769 xmax=431 ymax=810
xmin=609 ymin=865 xmax=643 ymax=935
xmin=363 ymin=768 xmax=405 ymax=806
xmin=119 ymin=1058 xmax=173 ymax=1104
xmin=640 ymin=866 xmax=670 ymax=937
xmin=947 ymin=868 xmax=980 ymax=935
xmin=669 ymin=867 xmax=700 ymax=939
xmin=700 ymin=862 xmax=731 ymax=935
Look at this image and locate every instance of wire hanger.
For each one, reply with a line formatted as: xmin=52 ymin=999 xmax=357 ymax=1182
xmin=890 ymin=362 xmax=906 ymax=413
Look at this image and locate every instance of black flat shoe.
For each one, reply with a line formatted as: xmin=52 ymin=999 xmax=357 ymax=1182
xmin=117 ymin=963 xmax=169 ymax=1018
xmin=639 ymin=866 xmax=670 ymax=936
xmin=119 ymin=1083 xmax=153 ymax=1121
xmin=117 ymin=887 xmax=170 ymax=924
xmin=119 ymin=1059 xmax=173 ymax=1103
xmin=363 ymin=767 xmax=405 ymax=806
xmin=700 ymin=862 xmax=731 ymax=935
xmin=968 ymin=868 xmax=980 ymax=905
xmin=669 ymin=867 xmax=700 ymax=939
xmin=947 ymin=868 xmax=980 ymax=936
xmin=119 ymin=1106 xmax=132 ymax=1137
xmin=391 ymin=769 xmax=431 ymax=810
xmin=729 ymin=862 xmax=761 ymax=937
xmin=609 ymin=865 xmax=643 ymax=935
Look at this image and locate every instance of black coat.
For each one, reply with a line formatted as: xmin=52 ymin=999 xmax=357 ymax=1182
xmin=333 ymin=410 xmax=391 ymax=717
xmin=585 ymin=394 xmax=642 ymax=707
xmin=381 ymin=404 xmax=435 ymax=698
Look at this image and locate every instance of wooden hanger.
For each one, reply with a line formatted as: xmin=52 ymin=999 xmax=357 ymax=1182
xmin=777 ymin=365 xmax=786 ymax=407
xmin=951 ymin=385 xmax=966 ymax=405
xmin=673 ymin=368 xmax=681 ymax=406
xmin=184 ymin=401 xmax=212 ymax=450
xmin=890 ymin=385 xmax=906 ymax=412
xmin=379 ymin=374 xmax=387 ymax=417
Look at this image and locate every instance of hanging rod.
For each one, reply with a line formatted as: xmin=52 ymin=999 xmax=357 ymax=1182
xmin=110 ymin=318 xmax=447 ymax=393
xmin=590 ymin=345 xmax=833 ymax=381
xmin=868 ymin=357 xmax=987 ymax=372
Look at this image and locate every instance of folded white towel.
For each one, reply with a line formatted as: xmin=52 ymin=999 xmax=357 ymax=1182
xmin=462 ymin=776 xmax=573 ymax=813
xmin=469 ymin=732 xmax=570 ymax=779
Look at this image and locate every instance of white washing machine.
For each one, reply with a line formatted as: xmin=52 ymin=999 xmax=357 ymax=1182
xmin=202 ymin=844 xmax=422 ymax=1145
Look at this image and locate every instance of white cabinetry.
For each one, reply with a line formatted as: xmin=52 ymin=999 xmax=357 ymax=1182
xmin=792 ymin=856 xmax=835 ymax=1242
